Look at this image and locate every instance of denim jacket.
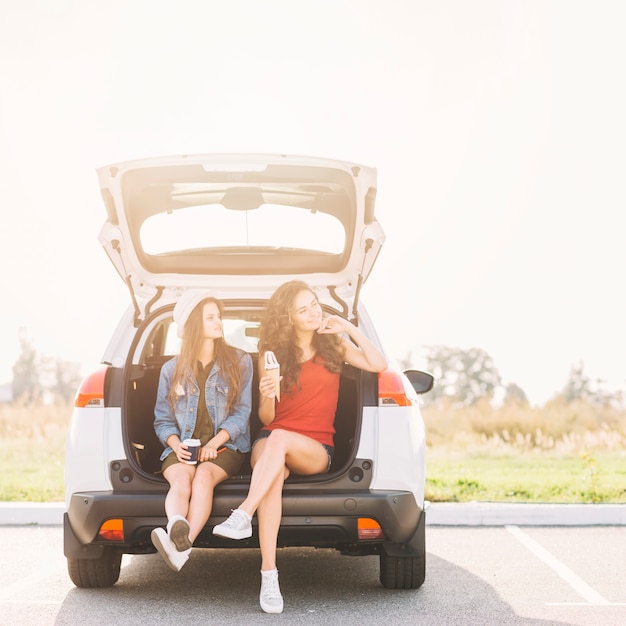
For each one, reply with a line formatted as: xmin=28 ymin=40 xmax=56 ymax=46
xmin=154 ymin=349 xmax=253 ymax=461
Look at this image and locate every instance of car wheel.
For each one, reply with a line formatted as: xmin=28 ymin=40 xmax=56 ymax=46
xmin=379 ymin=552 xmax=425 ymax=589
xmin=379 ymin=513 xmax=426 ymax=590
xmin=67 ymin=547 xmax=122 ymax=588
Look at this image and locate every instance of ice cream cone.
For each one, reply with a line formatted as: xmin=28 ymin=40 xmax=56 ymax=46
xmin=264 ymin=351 xmax=281 ymax=402
xmin=267 ymin=366 xmax=280 ymax=402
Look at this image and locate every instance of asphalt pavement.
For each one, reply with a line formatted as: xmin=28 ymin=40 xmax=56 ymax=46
xmin=1 ymin=501 xmax=625 ymax=526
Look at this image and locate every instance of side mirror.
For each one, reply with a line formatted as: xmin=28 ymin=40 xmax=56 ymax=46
xmin=404 ymin=369 xmax=434 ymax=395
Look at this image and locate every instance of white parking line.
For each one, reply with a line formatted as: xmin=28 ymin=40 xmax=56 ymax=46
xmin=506 ymin=525 xmax=611 ymax=605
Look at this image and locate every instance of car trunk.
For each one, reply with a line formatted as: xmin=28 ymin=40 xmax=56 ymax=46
xmin=122 ymin=306 xmax=365 ymax=484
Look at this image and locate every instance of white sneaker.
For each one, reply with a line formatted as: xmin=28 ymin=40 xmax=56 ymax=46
xmin=212 ymin=509 xmax=252 ymax=540
xmin=167 ymin=515 xmax=192 ymax=551
xmin=260 ymin=569 xmax=283 ymax=614
xmin=151 ymin=527 xmax=191 ymax=571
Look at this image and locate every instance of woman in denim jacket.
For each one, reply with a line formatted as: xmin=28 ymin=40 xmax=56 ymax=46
xmin=151 ymin=290 xmax=252 ymax=572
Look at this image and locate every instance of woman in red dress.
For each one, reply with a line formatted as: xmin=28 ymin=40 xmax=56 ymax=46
xmin=213 ymin=280 xmax=387 ymax=613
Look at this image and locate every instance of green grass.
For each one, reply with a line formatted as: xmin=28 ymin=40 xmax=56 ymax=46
xmin=426 ymin=448 xmax=626 ymax=503
xmin=422 ymin=397 xmax=626 ymax=503
xmin=2 ymin=440 xmax=625 ymax=503
xmin=1 ymin=399 xmax=625 ymax=503
xmin=0 ymin=433 xmax=66 ymax=501
xmin=0 ymin=402 xmax=68 ymax=502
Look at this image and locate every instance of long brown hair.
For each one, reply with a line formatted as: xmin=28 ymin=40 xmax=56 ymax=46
xmin=258 ymin=280 xmax=344 ymax=394
xmin=168 ymin=297 xmax=244 ymax=414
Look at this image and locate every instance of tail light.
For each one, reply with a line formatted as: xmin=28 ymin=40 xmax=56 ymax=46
xmin=358 ymin=518 xmax=385 ymax=540
xmin=98 ymin=519 xmax=124 ymax=542
xmin=378 ymin=367 xmax=417 ymax=406
xmin=74 ymin=364 xmax=108 ymax=408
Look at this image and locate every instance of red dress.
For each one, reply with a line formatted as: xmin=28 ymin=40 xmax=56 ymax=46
xmin=261 ymin=355 xmax=340 ymax=447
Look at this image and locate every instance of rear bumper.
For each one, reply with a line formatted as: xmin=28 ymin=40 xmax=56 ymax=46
xmin=64 ymin=488 xmax=423 ymax=558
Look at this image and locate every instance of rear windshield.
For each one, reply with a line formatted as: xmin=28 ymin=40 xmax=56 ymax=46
xmin=140 ymin=202 xmax=345 ymax=255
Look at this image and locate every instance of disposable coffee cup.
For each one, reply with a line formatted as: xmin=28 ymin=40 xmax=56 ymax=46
xmin=182 ymin=438 xmax=201 ymax=465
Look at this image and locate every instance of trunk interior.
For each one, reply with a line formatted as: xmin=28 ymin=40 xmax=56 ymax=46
xmin=125 ymin=354 xmax=362 ymax=482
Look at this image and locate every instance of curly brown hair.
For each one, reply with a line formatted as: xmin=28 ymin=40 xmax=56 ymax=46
xmin=258 ymin=280 xmax=345 ymax=395
xmin=168 ymin=297 xmax=244 ymax=414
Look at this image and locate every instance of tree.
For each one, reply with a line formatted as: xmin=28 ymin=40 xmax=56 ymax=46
xmin=560 ymin=362 xmax=591 ymax=402
xmin=425 ymin=345 xmax=502 ymax=406
xmin=559 ymin=361 xmax=621 ymax=406
xmin=11 ymin=328 xmax=83 ymax=404
xmin=40 ymin=355 xmax=83 ymax=403
xmin=12 ymin=328 xmax=39 ymax=402
xmin=503 ymin=382 xmax=529 ymax=406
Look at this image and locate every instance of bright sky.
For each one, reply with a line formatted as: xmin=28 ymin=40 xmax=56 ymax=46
xmin=1 ymin=0 xmax=625 ymax=405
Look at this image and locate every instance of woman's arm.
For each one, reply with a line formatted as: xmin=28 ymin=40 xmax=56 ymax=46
xmin=318 ymin=315 xmax=388 ymax=373
xmin=214 ymin=351 xmax=253 ymax=442
xmin=199 ymin=428 xmax=232 ymax=461
xmin=153 ymin=360 xmax=182 ymax=446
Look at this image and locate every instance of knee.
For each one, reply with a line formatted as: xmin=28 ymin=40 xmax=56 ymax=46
xmin=193 ymin=465 xmax=222 ymax=490
xmin=265 ymin=429 xmax=289 ymax=453
xmin=170 ymin=477 xmax=192 ymax=498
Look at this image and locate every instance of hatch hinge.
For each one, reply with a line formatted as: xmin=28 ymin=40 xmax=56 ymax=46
xmin=328 ymin=287 xmax=349 ymax=318
xmin=145 ymin=287 xmax=164 ymax=319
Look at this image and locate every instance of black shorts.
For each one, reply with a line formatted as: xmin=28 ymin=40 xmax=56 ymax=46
xmin=254 ymin=429 xmax=334 ymax=472
xmin=161 ymin=447 xmax=245 ymax=476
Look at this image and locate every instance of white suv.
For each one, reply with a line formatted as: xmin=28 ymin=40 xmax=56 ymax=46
xmin=64 ymin=153 xmax=433 ymax=589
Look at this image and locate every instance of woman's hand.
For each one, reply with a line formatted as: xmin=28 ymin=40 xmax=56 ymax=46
xmin=259 ymin=374 xmax=280 ymax=399
xmin=199 ymin=445 xmax=221 ymax=462
xmin=318 ymin=314 xmax=388 ymax=373
xmin=173 ymin=439 xmax=192 ymax=463
xmin=316 ymin=314 xmax=350 ymax=335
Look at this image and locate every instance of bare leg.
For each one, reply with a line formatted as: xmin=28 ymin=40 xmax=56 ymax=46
xmin=256 ymin=466 xmax=288 ymax=571
xmin=187 ymin=462 xmax=229 ymax=542
xmin=153 ymin=462 xmax=197 ymax=570
xmin=238 ymin=430 xmax=327 ymax=517
xmin=163 ymin=462 xmax=195 ymax=519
